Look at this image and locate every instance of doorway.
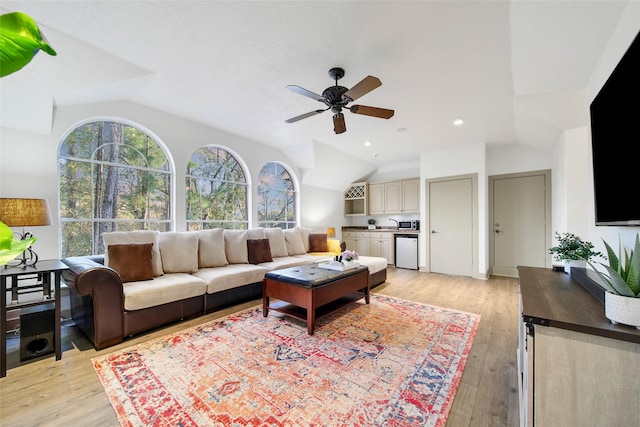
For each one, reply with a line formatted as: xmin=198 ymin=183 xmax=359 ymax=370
xmin=489 ymin=170 xmax=551 ymax=277
xmin=426 ymin=174 xmax=477 ymax=277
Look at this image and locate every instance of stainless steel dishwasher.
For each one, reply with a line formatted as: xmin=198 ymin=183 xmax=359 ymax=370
xmin=395 ymin=234 xmax=418 ymax=270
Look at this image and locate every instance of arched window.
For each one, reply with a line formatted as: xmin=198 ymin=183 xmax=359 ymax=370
xmin=186 ymin=146 xmax=248 ymax=230
xmin=58 ymin=120 xmax=172 ymax=257
xmin=257 ymin=162 xmax=297 ymax=229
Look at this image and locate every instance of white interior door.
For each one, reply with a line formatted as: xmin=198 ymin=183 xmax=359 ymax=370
xmin=429 ymin=178 xmax=473 ymax=277
xmin=491 ymin=172 xmax=549 ymax=277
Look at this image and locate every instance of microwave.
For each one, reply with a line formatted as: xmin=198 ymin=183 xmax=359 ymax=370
xmin=398 ymin=220 xmax=419 ymax=230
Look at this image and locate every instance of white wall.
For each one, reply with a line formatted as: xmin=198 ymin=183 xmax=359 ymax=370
xmin=0 ymin=101 xmax=310 ymax=259
xmin=299 ymin=184 xmax=344 ymax=239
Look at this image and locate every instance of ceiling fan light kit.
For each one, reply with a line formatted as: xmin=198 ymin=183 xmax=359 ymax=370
xmin=286 ymin=67 xmax=394 ymax=134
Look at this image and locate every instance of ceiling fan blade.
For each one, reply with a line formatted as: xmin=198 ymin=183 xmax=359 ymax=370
xmin=349 ymin=105 xmax=395 ymax=119
xmin=286 ymin=85 xmax=324 ymax=101
xmin=342 ymin=76 xmax=381 ymax=102
xmin=333 ymin=113 xmax=346 ymax=134
xmin=285 ymin=109 xmax=326 ymax=123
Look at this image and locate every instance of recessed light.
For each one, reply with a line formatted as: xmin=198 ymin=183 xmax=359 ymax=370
xmin=395 ymin=127 xmax=407 ymax=133
xmin=364 ymin=141 xmax=372 ymax=146
xmin=372 ymin=152 xmax=380 ymax=158
xmin=452 ymin=117 xmax=464 ymax=126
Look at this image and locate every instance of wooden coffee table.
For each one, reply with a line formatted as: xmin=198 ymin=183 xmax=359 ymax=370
xmin=263 ymin=264 xmax=369 ymax=334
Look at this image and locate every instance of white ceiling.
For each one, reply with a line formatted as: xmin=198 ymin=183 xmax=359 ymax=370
xmin=0 ymin=1 xmax=630 ymax=185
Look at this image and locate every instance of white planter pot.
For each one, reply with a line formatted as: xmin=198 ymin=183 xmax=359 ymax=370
xmin=605 ymin=292 xmax=640 ymax=329
xmin=564 ymin=259 xmax=586 ymax=274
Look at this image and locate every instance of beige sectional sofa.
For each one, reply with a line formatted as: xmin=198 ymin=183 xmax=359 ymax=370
xmin=62 ymin=227 xmax=387 ymax=349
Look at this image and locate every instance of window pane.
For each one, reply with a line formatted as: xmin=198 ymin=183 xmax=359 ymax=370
xmin=185 ymin=146 xmax=248 ymax=230
xmin=257 ymin=162 xmax=296 ymax=229
xmin=58 ymin=121 xmax=172 ymax=258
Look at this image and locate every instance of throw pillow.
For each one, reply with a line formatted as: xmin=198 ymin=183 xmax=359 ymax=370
xmin=327 ymin=239 xmax=342 ymax=254
xmin=264 ymin=227 xmax=288 ymax=258
xmin=107 ymin=243 xmax=154 ymax=283
xmin=103 ymin=230 xmax=163 ymax=276
xmin=197 ymin=228 xmax=228 ymax=268
xmin=300 ymin=227 xmax=313 ymax=252
xmin=309 ymin=233 xmax=329 ymax=252
xmin=158 ymin=231 xmax=199 ymax=273
xmin=224 ymin=229 xmax=249 ymax=264
xmin=247 ymin=238 xmax=273 ymax=264
xmin=283 ymin=228 xmax=306 ymax=255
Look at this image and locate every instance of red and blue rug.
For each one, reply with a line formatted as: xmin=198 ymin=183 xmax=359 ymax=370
xmin=92 ymin=294 xmax=480 ymax=426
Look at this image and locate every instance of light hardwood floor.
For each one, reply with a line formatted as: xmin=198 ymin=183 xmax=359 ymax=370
xmin=0 ymin=268 xmax=520 ymax=426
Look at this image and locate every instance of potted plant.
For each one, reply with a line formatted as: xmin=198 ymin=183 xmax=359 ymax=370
xmin=588 ymin=234 xmax=640 ymax=329
xmin=341 ymin=249 xmax=359 ymax=267
xmin=549 ymin=232 xmax=603 ymax=273
xmin=367 ymin=218 xmax=376 ymax=230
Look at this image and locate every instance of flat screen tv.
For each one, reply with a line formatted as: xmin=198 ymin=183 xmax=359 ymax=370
xmin=590 ymin=30 xmax=640 ymax=226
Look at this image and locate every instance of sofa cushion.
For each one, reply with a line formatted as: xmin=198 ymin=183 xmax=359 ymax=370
xmin=103 ymin=230 xmax=163 ymax=276
xmin=247 ymin=238 xmax=273 ymax=264
xmin=264 ymin=227 xmax=288 ymax=258
xmin=123 ymin=273 xmax=207 ymax=311
xmin=247 ymin=227 xmax=266 ymax=240
xmin=258 ymin=256 xmax=313 ymax=270
xmin=224 ymin=229 xmax=249 ymax=264
xmin=197 ymin=228 xmax=228 ymax=268
xmin=107 ymin=243 xmax=154 ymax=283
xmin=283 ymin=228 xmax=306 ymax=255
xmin=300 ymin=227 xmax=313 ymax=252
xmin=159 ymin=231 xmax=199 ymax=273
xmin=309 ymin=233 xmax=328 ymax=252
xmin=194 ymin=264 xmax=269 ymax=294
xmin=327 ymin=239 xmax=342 ymax=254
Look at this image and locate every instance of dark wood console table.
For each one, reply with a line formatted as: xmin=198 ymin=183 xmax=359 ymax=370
xmin=517 ymin=266 xmax=640 ymax=427
xmin=1 ymin=260 xmax=68 ymax=377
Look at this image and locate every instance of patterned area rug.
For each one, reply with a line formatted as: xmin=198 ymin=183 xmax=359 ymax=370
xmin=92 ymin=294 xmax=480 ymax=426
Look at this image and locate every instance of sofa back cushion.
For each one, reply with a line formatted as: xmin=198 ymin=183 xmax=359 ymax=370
xmin=264 ymin=227 xmax=288 ymax=258
xmin=103 ymin=230 xmax=163 ymax=276
xmin=309 ymin=233 xmax=329 ymax=252
xmin=247 ymin=238 xmax=273 ymax=264
xmin=283 ymin=228 xmax=306 ymax=255
xmin=197 ymin=228 xmax=228 ymax=268
xmin=300 ymin=227 xmax=313 ymax=252
xmin=107 ymin=243 xmax=154 ymax=282
xmin=247 ymin=227 xmax=266 ymax=240
xmin=224 ymin=230 xmax=249 ymax=264
xmin=159 ymin=231 xmax=199 ymax=274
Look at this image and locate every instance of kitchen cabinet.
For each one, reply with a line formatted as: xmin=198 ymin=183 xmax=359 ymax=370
xmin=342 ymin=231 xmax=370 ymax=257
xmin=367 ymin=179 xmax=419 ymax=215
xmin=517 ymin=267 xmax=640 ymax=427
xmin=369 ymin=232 xmax=393 ymax=264
xmin=344 ymin=182 xmax=368 ymax=216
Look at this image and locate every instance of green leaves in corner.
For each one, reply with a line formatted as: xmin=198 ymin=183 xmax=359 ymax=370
xmin=0 ymin=221 xmax=36 ymax=266
xmin=587 ymin=234 xmax=640 ymax=297
xmin=0 ymin=11 xmax=57 ymax=78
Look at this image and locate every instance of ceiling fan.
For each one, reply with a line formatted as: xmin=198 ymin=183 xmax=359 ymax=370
xmin=285 ymin=67 xmax=394 ymax=134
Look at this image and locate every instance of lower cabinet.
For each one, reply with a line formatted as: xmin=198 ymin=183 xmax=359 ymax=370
xmin=518 ymin=267 xmax=640 ymax=427
xmin=342 ymin=232 xmax=371 ymax=257
xmin=369 ymin=232 xmax=393 ymax=265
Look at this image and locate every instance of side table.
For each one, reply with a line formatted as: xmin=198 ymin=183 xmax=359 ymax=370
xmin=1 ymin=259 xmax=69 ymax=378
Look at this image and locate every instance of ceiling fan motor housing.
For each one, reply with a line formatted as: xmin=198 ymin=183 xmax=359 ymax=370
xmin=322 ymin=86 xmax=349 ymax=106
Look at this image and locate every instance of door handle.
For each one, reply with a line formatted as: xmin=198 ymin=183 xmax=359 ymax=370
xmin=431 ymin=230 xmax=437 ymax=233
xmin=495 ymin=229 xmax=502 ymax=234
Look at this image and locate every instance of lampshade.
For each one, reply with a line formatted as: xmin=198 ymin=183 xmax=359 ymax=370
xmin=0 ymin=198 xmax=52 ymax=227
xmin=327 ymin=227 xmax=336 ymax=238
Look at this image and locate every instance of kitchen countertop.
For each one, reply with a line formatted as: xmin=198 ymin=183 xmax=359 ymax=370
xmin=341 ymin=227 xmax=420 ymax=234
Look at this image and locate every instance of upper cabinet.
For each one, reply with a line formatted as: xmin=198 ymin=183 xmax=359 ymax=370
xmin=344 ymin=182 xmax=368 ymax=216
xmin=368 ymin=178 xmax=420 ymax=215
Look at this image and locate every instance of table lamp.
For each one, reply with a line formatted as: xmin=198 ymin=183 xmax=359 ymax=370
xmin=0 ymin=198 xmax=52 ymax=267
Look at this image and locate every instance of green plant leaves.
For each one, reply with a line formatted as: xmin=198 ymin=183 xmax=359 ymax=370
xmin=0 ymin=11 xmax=57 ymax=78
xmin=590 ymin=234 xmax=640 ymax=297
xmin=0 ymin=221 xmax=37 ymax=266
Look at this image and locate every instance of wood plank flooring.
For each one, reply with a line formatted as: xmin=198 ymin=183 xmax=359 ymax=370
xmin=0 ymin=268 xmax=520 ymax=426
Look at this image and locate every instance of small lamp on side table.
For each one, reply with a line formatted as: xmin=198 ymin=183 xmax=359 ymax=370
xmin=0 ymin=198 xmax=52 ymax=267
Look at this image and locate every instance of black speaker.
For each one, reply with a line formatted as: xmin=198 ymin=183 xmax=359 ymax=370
xmin=20 ymin=303 xmax=55 ymax=361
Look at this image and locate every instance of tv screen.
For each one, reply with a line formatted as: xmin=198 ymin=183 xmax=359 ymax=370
xmin=590 ymin=31 xmax=640 ymax=226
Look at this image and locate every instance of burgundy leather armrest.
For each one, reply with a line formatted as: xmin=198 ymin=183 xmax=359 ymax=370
xmin=62 ymin=256 xmax=124 ymax=349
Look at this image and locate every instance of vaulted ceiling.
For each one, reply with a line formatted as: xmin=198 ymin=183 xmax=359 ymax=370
xmin=0 ymin=1 xmax=630 ymax=188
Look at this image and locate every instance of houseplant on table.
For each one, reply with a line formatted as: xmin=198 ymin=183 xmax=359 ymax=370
xmin=588 ymin=235 xmax=640 ymax=329
xmin=0 ymin=221 xmax=36 ymax=266
xmin=549 ymin=232 xmax=603 ymax=273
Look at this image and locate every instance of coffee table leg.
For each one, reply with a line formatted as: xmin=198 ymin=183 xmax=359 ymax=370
xmin=365 ymin=285 xmax=370 ymax=304
xmin=307 ymin=308 xmax=315 ymax=335
xmin=263 ymin=295 xmax=269 ymax=317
